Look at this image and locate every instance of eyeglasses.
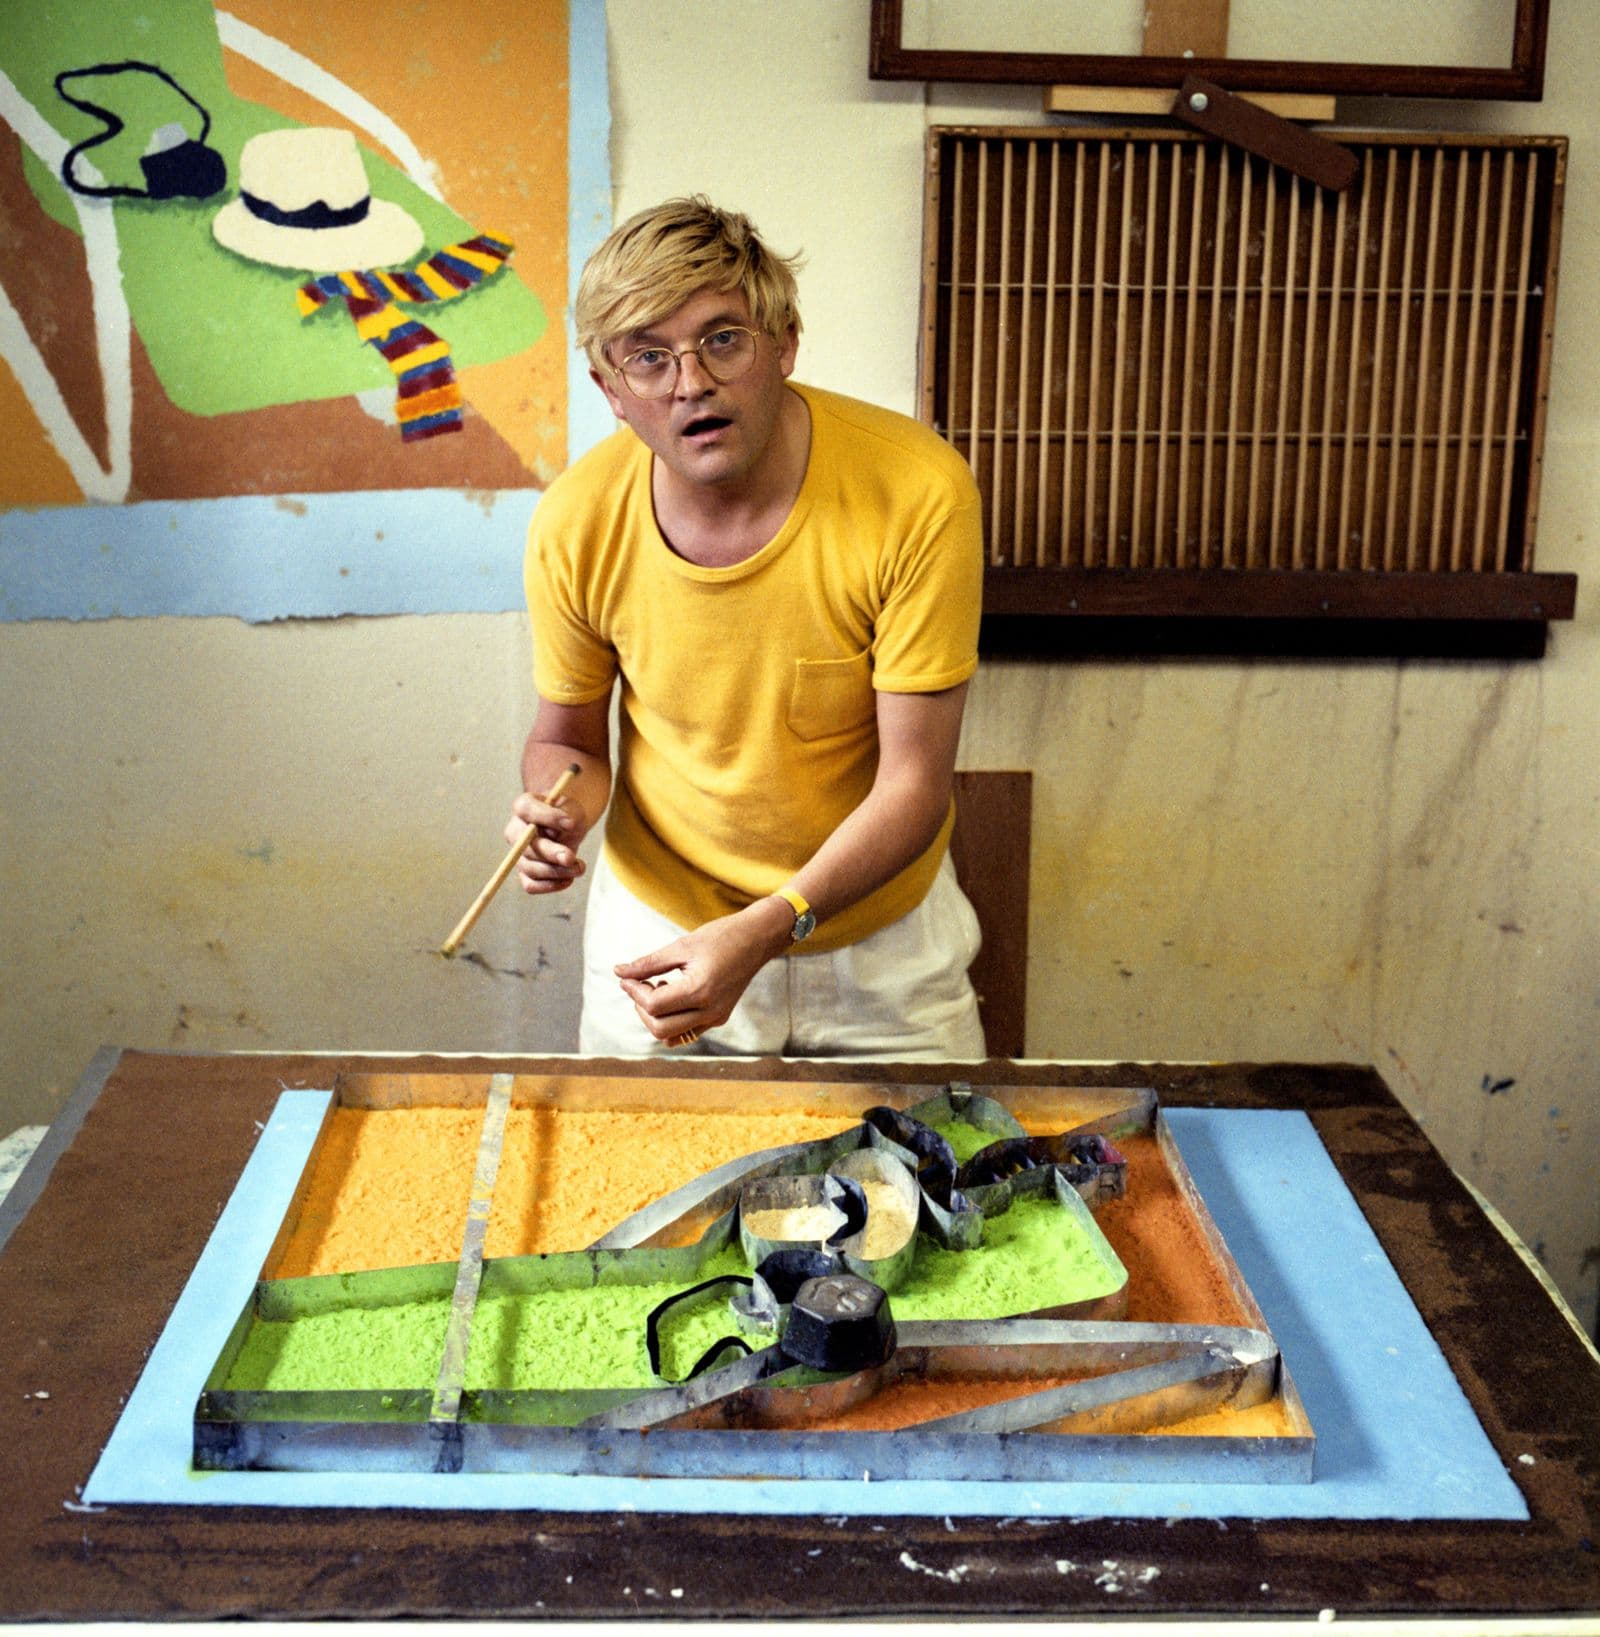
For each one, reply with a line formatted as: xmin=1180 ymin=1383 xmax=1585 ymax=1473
xmin=612 ymin=325 xmax=761 ymax=399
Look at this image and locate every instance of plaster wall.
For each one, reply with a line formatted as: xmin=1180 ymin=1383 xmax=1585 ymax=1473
xmin=1 ymin=0 xmax=1595 ymax=1329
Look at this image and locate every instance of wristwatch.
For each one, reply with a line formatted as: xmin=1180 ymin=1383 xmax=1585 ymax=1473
xmin=774 ymin=885 xmax=816 ymax=942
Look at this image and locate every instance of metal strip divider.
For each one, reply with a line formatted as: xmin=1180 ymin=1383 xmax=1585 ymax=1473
xmin=428 ymin=1071 xmax=514 ymax=1469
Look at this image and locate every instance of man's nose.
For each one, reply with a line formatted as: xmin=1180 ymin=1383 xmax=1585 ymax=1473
xmin=673 ymin=346 xmax=714 ymax=395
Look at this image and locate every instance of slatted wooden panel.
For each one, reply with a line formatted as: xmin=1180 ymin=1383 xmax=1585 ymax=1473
xmin=924 ymin=128 xmax=1566 ymax=582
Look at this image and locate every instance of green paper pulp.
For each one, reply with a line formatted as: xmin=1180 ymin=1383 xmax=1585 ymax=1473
xmin=931 ymin=1118 xmax=1010 ymax=1164
xmin=225 ymin=1292 xmax=452 ymax=1392
xmin=224 ymin=1196 xmax=1119 ymax=1397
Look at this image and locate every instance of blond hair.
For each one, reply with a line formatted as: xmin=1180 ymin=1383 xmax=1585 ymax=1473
xmin=576 ymin=195 xmax=803 ymax=373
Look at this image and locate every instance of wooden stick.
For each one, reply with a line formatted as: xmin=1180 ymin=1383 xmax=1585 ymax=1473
xmin=1176 ymin=144 xmax=1204 ymax=567
xmin=1221 ymin=149 xmax=1251 ymax=567
xmin=1382 ymin=150 xmax=1421 ymax=569
xmin=1224 ymin=150 xmax=1251 ymax=566
xmin=968 ymin=141 xmax=989 ymax=507
xmin=1472 ymin=149 xmax=1514 ymax=572
xmin=439 ymin=763 xmax=581 ymax=957
xmin=1407 ymin=151 xmax=1444 ymax=571
xmin=945 ymin=142 xmax=964 ymax=450
xmin=1496 ymin=152 xmax=1538 ymax=572
xmin=1429 ymin=153 xmax=1470 ymax=571
xmin=1314 ymin=185 xmax=1348 ymax=569
xmin=1246 ymin=156 xmax=1276 ymax=566
xmin=1105 ymin=139 xmax=1134 ymax=567
xmin=1084 ymin=141 xmax=1110 ymax=564
xmin=1130 ymin=141 xmax=1159 ymax=567
xmin=1451 ymin=153 xmax=1492 ymax=571
xmin=1291 ymin=185 xmax=1322 ymax=569
xmin=992 ymin=139 xmax=1014 ymax=563
xmin=1336 ymin=151 xmax=1372 ymax=572
xmin=1153 ymin=141 xmax=1181 ymax=564
xmin=1011 ymin=140 xmax=1034 ymax=567
xmin=1035 ymin=143 xmax=1061 ymax=566
xmin=1360 ymin=149 xmax=1398 ymax=571
xmin=1270 ymin=173 xmax=1300 ymax=566
xmin=1199 ymin=146 xmax=1229 ymax=567
xmin=1060 ymin=144 xmax=1086 ymax=563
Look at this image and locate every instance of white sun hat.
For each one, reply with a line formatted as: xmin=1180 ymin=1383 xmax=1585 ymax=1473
xmin=212 ymin=126 xmax=425 ymax=273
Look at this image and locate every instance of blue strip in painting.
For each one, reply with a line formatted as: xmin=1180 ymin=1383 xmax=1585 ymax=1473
xmin=567 ymin=0 xmax=613 ymax=463
xmin=0 ymin=490 xmax=534 ymax=621
xmin=83 ymin=1101 xmax=1528 ymax=1519
xmin=430 ymin=252 xmax=481 ymax=284
xmin=400 ymin=410 xmax=462 ymax=438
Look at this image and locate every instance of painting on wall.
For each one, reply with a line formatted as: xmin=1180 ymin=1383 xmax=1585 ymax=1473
xmin=0 ymin=0 xmax=610 ymax=620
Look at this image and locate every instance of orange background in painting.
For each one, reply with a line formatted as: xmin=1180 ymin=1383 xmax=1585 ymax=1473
xmin=0 ymin=0 xmax=571 ymax=502
xmin=0 ymin=357 xmax=80 ymax=505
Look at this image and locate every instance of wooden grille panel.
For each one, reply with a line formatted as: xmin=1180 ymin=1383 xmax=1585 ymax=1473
xmin=924 ymin=129 xmax=1565 ymax=581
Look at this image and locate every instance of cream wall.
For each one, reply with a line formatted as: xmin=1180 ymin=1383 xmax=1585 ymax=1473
xmin=1 ymin=1 xmax=1595 ymax=1331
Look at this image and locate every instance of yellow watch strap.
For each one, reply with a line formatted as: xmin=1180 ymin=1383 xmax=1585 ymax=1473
xmin=774 ymin=885 xmax=811 ymax=922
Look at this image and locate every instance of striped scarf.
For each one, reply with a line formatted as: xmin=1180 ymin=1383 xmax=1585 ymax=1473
xmin=296 ymin=232 xmax=514 ymax=442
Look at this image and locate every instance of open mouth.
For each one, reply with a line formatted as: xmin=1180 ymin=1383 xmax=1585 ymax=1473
xmin=682 ymin=414 xmax=732 ymax=440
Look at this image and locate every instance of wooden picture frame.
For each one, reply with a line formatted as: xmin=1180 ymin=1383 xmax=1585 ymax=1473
xmin=870 ymin=0 xmax=1550 ymax=103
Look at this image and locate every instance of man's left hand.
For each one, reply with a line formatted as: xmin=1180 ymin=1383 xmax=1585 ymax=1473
xmin=614 ymin=897 xmax=793 ymax=1044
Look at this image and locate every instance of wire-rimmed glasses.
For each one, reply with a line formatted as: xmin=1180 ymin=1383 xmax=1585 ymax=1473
xmin=612 ymin=325 xmax=761 ymax=399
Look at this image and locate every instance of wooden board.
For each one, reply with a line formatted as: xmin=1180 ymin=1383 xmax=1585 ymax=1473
xmin=1143 ymin=0 xmax=1231 ymax=61
xmin=1045 ymin=85 xmax=1336 ymax=120
xmin=951 ymin=769 xmax=1032 ymax=1057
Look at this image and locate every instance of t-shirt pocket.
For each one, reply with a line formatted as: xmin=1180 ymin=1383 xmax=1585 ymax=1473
xmin=786 ymin=649 xmax=874 ymax=742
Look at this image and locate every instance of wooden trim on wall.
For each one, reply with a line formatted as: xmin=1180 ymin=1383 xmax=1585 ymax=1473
xmin=950 ymin=770 xmax=1031 ymax=1059
xmin=977 ymin=614 xmax=1560 ymax=660
xmin=982 ymin=567 xmax=1576 ymax=622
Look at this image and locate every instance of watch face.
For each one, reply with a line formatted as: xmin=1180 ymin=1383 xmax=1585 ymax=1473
xmin=791 ymin=908 xmax=817 ymax=942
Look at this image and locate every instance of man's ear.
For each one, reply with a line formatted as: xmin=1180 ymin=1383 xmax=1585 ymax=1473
xmin=591 ymin=365 xmax=628 ymax=421
xmin=777 ymin=323 xmax=799 ymax=380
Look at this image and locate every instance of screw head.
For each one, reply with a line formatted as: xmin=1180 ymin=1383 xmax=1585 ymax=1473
xmin=782 ymin=1274 xmax=896 ymax=1371
xmin=1190 ymin=92 xmax=1209 ymax=112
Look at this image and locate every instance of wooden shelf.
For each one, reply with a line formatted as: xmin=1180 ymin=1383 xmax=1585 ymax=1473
xmin=983 ymin=566 xmax=1575 ymax=621
xmin=979 ymin=567 xmax=1576 ymax=658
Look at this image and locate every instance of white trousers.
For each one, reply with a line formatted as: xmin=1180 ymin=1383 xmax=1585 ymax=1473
xmin=578 ymin=850 xmax=988 ymax=1061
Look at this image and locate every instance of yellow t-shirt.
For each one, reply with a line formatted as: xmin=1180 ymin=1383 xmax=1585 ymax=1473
xmin=525 ymin=381 xmax=982 ymax=952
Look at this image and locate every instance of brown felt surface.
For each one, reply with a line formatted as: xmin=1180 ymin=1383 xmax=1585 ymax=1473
xmin=1 ymin=1050 xmax=1597 ymax=1621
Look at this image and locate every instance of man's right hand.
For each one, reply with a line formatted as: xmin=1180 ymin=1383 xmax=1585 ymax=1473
xmin=505 ymin=787 xmax=588 ymax=895
xmin=511 ymin=698 xmax=612 ymax=897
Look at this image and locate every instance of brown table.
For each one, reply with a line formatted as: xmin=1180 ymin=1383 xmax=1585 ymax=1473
xmin=1 ymin=1049 xmax=1597 ymax=1622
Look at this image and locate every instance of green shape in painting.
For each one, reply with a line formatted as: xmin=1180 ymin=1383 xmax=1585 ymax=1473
xmin=5 ymin=0 xmax=546 ymax=418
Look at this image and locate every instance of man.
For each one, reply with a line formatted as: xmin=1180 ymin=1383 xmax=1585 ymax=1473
xmin=507 ymin=195 xmax=985 ymax=1059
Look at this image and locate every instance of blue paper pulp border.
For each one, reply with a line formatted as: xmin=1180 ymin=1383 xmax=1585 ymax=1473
xmin=82 ymin=1099 xmax=1530 ymax=1520
xmin=0 ymin=0 xmax=612 ymax=624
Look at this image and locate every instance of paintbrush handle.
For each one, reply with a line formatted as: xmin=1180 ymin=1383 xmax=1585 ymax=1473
xmin=440 ymin=763 xmax=581 ymax=956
